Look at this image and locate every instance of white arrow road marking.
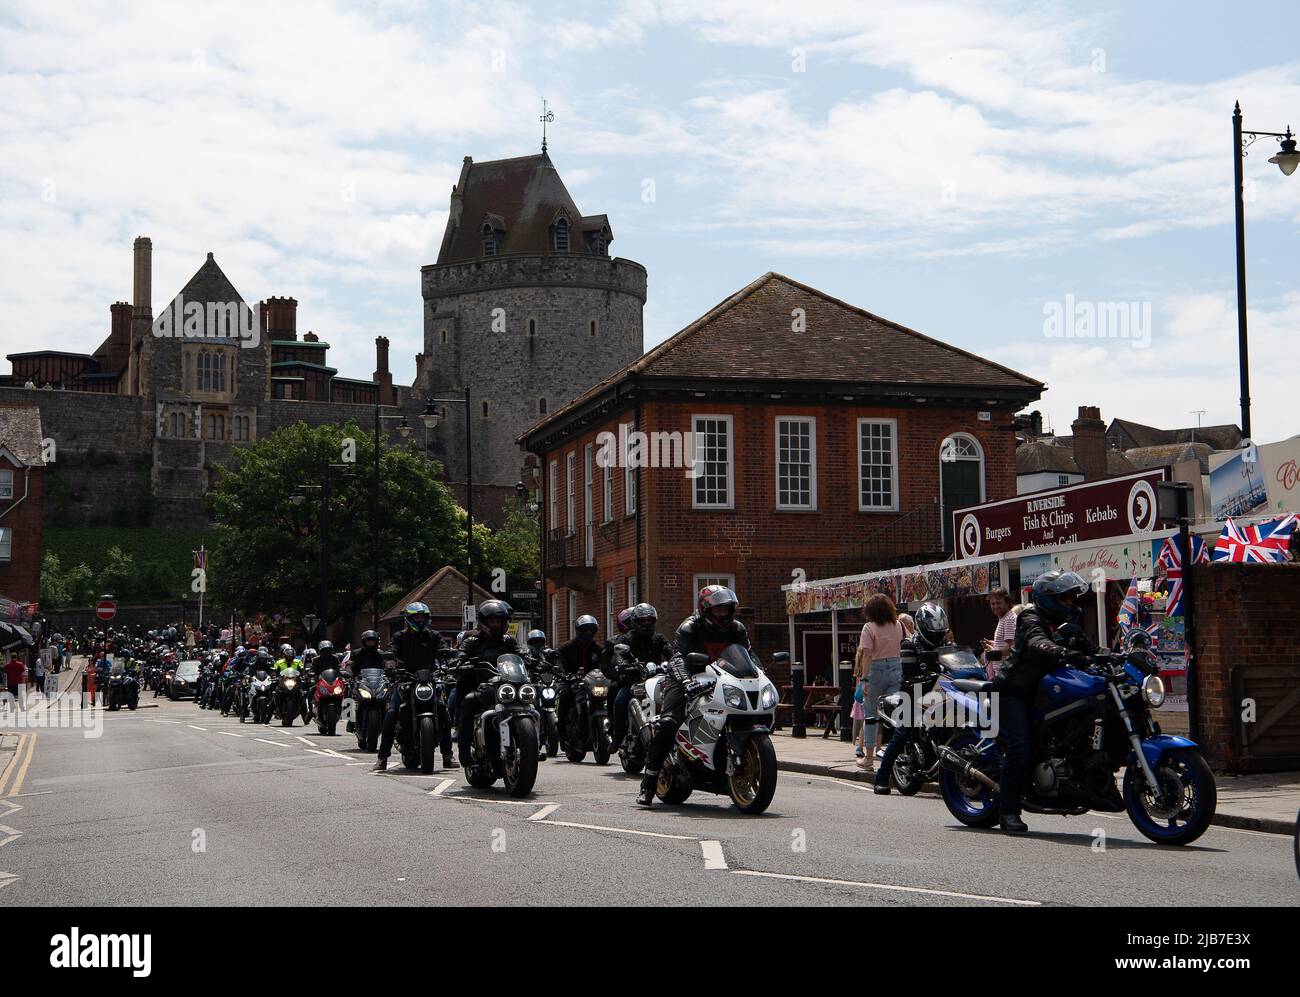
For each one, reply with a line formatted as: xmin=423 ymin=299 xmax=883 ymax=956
xmin=0 ymin=798 xmax=22 ymax=817
xmin=218 ymin=731 xmax=244 ymax=738
xmin=700 ymin=840 xmax=727 ymax=870
xmin=0 ymin=825 xmax=22 ymax=849
xmin=187 ymin=725 xmax=208 ymax=731
xmin=730 ymin=870 xmax=1040 ymax=906
xmin=253 ymin=738 xmax=294 ymax=748
xmin=429 ymin=779 xmax=456 ymax=797
xmin=0 ymin=872 xmax=17 ymax=891
xmin=294 ymin=736 xmax=315 ymax=745
xmin=527 ymin=804 xmax=559 ymax=821
xmin=304 ymin=748 xmax=351 ymax=759
xmin=531 ymin=819 xmax=696 ymax=841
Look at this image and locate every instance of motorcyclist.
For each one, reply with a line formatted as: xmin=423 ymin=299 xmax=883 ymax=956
xmin=993 ymin=570 xmax=1091 ymax=834
xmin=605 ymin=604 xmax=671 ymax=752
xmin=273 ymin=644 xmax=299 ymax=673
xmin=347 ymin=631 xmax=383 ymax=734
xmin=556 ymin=615 xmax=602 ymax=733
xmin=525 ymin=629 xmax=550 ymax=667
xmin=373 ymin=603 xmax=451 ymax=772
xmin=454 ymin=601 xmax=520 ymax=768
xmin=873 ymin=601 xmax=949 ymax=795
xmin=638 ymin=586 xmax=748 ymax=806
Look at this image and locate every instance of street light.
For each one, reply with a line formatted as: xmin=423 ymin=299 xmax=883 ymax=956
xmin=295 ymin=462 xmax=352 ymax=640
xmin=371 ymin=404 xmax=413 ymax=631
xmin=1232 ymin=102 xmax=1296 ymax=440
xmin=424 ymin=391 xmax=474 ymax=610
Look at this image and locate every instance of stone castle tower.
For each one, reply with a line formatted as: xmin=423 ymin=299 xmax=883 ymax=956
xmin=419 ymin=152 xmax=646 ymax=488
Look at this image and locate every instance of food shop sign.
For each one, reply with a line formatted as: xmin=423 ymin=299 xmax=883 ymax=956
xmin=954 ymin=470 xmax=1166 ymax=558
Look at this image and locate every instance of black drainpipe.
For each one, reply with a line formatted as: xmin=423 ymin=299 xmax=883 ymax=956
xmin=634 ymin=397 xmax=642 ymax=604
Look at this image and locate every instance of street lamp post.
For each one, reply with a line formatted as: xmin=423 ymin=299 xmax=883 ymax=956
xmin=422 ymin=389 xmax=474 ymax=610
xmin=371 ymin=404 xmax=412 ymax=631
xmin=293 ymin=462 xmax=354 ymax=640
xmin=1231 ymin=102 xmax=1298 ymax=440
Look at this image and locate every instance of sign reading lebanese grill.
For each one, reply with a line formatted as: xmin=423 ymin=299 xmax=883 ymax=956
xmin=954 ymin=469 xmax=1166 ymax=558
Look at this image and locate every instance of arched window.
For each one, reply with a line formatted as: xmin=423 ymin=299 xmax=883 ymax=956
xmin=939 ymin=433 xmax=986 ymax=551
xmin=482 ymin=222 xmax=497 ymax=257
xmin=538 ymin=398 xmax=548 ymax=416
xmin=553 ymin=217 xmax=569 ymax=252
xmin=528 ymin=318 xmax=537 ymax=337
xmin=589 ymin=319 xmax=598 ymax=337
xmin=481 ymin=400 xmax=489 ymax=419
xmin=214 ymin=352 xmax=226 ymax=393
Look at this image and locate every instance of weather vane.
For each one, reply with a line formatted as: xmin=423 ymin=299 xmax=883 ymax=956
xmin=540 ymin=98 xmax=554 ymax=153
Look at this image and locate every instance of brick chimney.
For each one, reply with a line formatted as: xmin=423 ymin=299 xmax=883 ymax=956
xmin=104 ymin=301 xmax=132 ymax=373
xmin=1071 ymin=405 xmax=1107 ymax=481
xmin=261 ymin=296 xmax=297 ymax=340
xmin=132 ymin=236 xmax=151 ymax=315
xmin=374 ymin=336 xmax=394 ymax=405
xmin=303 ymin=331 xmax=318 ymax=343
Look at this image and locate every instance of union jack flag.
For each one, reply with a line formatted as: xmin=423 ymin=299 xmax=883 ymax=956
xmin=1116 ymin=576 xmax=1140 ymax=628
xmin=1213 ymin=517 xmax=1292 ymax=563
xmin=1157 ymin=534 xmax=1208 ymax=617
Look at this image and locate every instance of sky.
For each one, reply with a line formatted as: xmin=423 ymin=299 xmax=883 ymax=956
xmin=2 ymin=0 xmax=1299 ymax=441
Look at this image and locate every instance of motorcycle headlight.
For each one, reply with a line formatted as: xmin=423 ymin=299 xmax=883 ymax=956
xmin=283 ymin=679 xmax=296 ymax=689
xmin=414 ymin=684 xmax=434 ymax=701
xmin=519 ymin=684 xmax=537 ymax=704
xmin=541 ymin=687 xmax=556 ymax=701
xmin=498 ymin=683 xmax=517 ymax=703
xmin=759 ymin=683 xmax=778 ymax=710
xmin=591 ymin=685 xmax=608 ymax=698
xmin=332 ymin=682 xmax=344 ymax=695
xmin=1141 ymin=674 xmax=1166 ymax=708
xmin=723 ymin=685 xmax=746 ymax=710
xmin=358 ymin=687 xmax=372 ymax=699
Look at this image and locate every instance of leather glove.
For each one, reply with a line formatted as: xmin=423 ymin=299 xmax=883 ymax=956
xmin=1063 ymin=649 xmax=1090 ymax=667
xmin=685 ymin=678 xmax=715 ymax=698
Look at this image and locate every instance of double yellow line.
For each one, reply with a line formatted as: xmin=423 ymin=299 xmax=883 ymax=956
xmin=0 ymin=733 xmax=35 ymax=796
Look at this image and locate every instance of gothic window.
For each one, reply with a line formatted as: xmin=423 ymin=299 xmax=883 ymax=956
xmin=440 ymin=328 xmax=448 ymax=345
xmin=553 ymin=217 xmax=569 ymax=252
xmin=214 ymin=352 xmax=226 ymax=392
xmin=482 ymin=222 xmax=496 ymax=257
xmin=170 ymin=411 xmax=186 ymax=438
xmin=528 ymin=318 xmax=537 ymax=337
xmin=207 ymin=414 xmax=225 ymax=440
xmin=589 ymin=319 xmax=598 ymax=337
xmin=481 ymin=400 xmax=489 ymax=419
xmin=538 ymin=398 xmax=548 ymax=416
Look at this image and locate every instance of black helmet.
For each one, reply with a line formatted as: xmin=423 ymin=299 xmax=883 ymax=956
xmin=911 ymin=602 xmax=948 ymax=649
xmin=477 ymin=600 xmax=513 ymax=638
xmin=629 ymin=602 xmax=658 ymax=635
xmin=575 ymin=614 xmax=598 ymax=640
xmin=317 ymin=640 xmax=333 ymax=654
xmin=256 ymin=647 xmax=271 ymax=662
xmin=360 ymin=630 xmax=379 ymax=647
xmin=527 ymin=629 xmax=546 ymax=648
xmin=697 ymin=585 xmax=738 ymax=626
xmin=403 ymin=602 xmax=431 ymax=632
xmin=1031 ymin=571 xmax=1088 ymax=624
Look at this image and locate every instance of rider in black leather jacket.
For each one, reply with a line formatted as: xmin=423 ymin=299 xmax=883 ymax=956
xmin=455 ymin=601 xmax=521 ymax=766
xmin=372 ymin=604 xmax=448 ymax=772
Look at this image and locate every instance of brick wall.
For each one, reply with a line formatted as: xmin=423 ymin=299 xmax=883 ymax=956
xmin=0 ymin=462 xmax=43 ymax=603
xmin=1190 ymin=561 xmax=1300 ymax=772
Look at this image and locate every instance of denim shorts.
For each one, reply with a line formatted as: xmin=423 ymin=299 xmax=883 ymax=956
xmin=865 ymin=657 xmax=903 ymax=723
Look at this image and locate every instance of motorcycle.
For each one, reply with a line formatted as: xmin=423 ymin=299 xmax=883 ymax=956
xmin=561 ymin=667 xmax=613 ymax=765
xmin=106 ymin=669 xmax=139 ymax=711
xmin=527 ymin=651 xmax=561 ymax=761
xmin=618 ymin=659 xmax=664 ymax=775
xmin=352 ymin=666 xmax=390 ymax=752
xmin=392 ymin=664 xmax=450 ymax=774
xmin=243 ymin=669 xmax=275 ymax=725
xmin=876 ymin=645 xmax=986 ymax=795
xmin=459 ymin=653 xmax=541 ymax=796
xmin=936 ymin=628 xmax=1217 ymax=845
xmin=313 ymin=665 xmax=347 ymax=736
xmin=273 ymin=666 xmax=304 ymax=727
xmin=640 ymin=646 xmax=784 ymax=815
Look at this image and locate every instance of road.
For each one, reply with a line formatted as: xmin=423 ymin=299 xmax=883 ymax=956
xmin=1 ymin=692 xmax=1296 ymax=906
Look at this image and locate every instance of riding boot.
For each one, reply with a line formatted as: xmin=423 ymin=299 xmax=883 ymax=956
xmin=636 ymin=771 xmax=657 ymax=806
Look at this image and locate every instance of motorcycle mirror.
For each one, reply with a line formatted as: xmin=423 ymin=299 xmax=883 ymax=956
xmin=614 ymin=643 xmax=630 ymax=654
xmin=685 ymin=652 xmax=710 ymax=673
xmin=772 ymin=651 xmax=790 ymax=663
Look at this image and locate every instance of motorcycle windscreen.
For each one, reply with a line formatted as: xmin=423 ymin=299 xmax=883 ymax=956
xmin=358 ymin=666 xmax=385 ymax=684
xmin=937 ymin=648 xmax=984 ymax=679
xmin=716 ymin=645 xmax=760 ymax=679
xmin=280 ymin=668 xmax=299 ymax=679
xmin=495 ymin=654 xmax=529 ymax=684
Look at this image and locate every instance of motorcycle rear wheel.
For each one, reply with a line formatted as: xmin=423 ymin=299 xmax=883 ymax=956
xmin=655 ymin=765 xmax=692 ymax=805
xmin=728 ymin=733 xmax=778 ymax=815
xmin=564 ymin=746 xmax=586 ymax=764
xmin=620 ymin=749 xmax=644 ymax=775
xmin=938 ymin=733 xmax=1001 ymax=828
xmin=890 ymin=743 xmax=926 ymax=796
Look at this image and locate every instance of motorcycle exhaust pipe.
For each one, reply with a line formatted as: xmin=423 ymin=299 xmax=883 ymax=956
xmin=629 ymin=700 xmax=652 ymax=746
xmin=937 ymin=745 xmax=1000 ymax=793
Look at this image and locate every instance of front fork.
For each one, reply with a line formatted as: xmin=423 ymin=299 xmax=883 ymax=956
xmin=1107 ymin=683 xmax=1163 ymax=801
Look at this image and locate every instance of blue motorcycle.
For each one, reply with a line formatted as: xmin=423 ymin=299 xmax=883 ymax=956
xmin=936 ymin=630 xmax=1216 ymax=846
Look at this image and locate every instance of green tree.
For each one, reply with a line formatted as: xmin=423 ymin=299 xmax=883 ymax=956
xmin=477 ymin=509 xmax=540 ymax=598
xmin=40 ymin=551 xmax=95 ymax=609
xmin=209 ymin=420 xmax=462 ymax=627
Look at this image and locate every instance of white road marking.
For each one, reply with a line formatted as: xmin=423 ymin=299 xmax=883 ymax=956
xmin=0 ymin=872 xmax=17 ymax=890
xmin=218 ymin=731 xmax=244 ymax=738
xmin=700 ymin=840 xmax=727 ymax=870
xmin=187 ymin=725 xmax=208 ymax=731
xmin=446 ymin=795 xmax=552 ymax=806
xmin=527 ymin=803 xmax=559 ymax=821
xmin=731 ymin=870 xmax=1040 ymax=906
xmin=532 ymin=819 xmax=696 ymax=841
xmin=0 ymin=799 xmax=23 ymax=816
xmin=0 ymin=825 xmax=21 ymax=849
xmin=253 ymin=738 xmax=295 ymax=748
xmin=304 ymin=748 xmax=351 ymax=759
xmin=145 ymin=719 xmax=182 ymax=724
xmin=429 ymin=779 xmax=456 ymax=797
xmin=295 ymin=736 xmax=315 ymax=745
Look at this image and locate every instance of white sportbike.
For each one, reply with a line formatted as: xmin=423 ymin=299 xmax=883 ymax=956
xmin=638 ymin=645 xmax=786 ymax=814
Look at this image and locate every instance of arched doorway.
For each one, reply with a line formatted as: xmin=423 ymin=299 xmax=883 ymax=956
xmin=940 ymin=433 xmax=985 ymax=550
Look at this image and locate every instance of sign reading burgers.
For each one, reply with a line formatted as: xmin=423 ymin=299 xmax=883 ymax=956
xmin=953 ymin=469 xmax=1167 ymax=559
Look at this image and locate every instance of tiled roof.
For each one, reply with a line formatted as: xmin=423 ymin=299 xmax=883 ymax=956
xmin=1125 ymin=442 xmax=1214 ymax=475
xmin=0 ymin=405 xmax=46 ymax=466
xmin=1017 ymin=440 xmax=1079 ymax=474
xmin=1109 ymin=418 xmax=1241 ymax=452
xmin=381 ymin=565 xmax=494 ymax=622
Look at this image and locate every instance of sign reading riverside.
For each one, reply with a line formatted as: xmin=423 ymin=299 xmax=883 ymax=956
xmin=953 ymin=470 xmax=1166 ymax=558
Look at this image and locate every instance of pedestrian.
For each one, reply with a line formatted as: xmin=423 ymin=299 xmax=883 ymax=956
xmin=4 ymin=652 xmax=25 ymax=704
xmin=853 ymin=594 xmax=907 ymax=770
xmin=32 ymin=652 xmax=45 ymax=698
xmin=982 ymin=587 xmax=1017 ymax=680
xmin=1289 ymin=525 xmax=1300 ymax=563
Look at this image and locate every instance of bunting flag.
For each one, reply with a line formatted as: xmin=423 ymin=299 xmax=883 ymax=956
xmin=1213 ymin=517 xmax=1291 ymax=564
xmin=1116 ymin=576 xmax=1140 ymax=628
xmin=1157 ymin=534 xmax=1208 ymax=617
xmin=193 ymin=546 xmax=207 ymax=572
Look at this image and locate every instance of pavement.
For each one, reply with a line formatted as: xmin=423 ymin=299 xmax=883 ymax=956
xmin=771 ymin=720 xmax=1300 ymax=836
xmin=0 ymin=687 xmax=1296 ymax=907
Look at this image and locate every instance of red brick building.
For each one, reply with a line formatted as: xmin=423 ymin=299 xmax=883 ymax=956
xmin=0 ymin=405 xmax=47 ymax=606
xmin=518 ymin=273 xmax=1043 ymax=668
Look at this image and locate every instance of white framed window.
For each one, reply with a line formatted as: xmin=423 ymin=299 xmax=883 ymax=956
xmin=776 ymin=416 xmax=816 ymax=510
xmin=548 ymin=460 xmax=558 ymax=533
xmin=567 ymin=592 xmax=577 ymax=641
xmin=1058 ymin=474 xmax=1070 ymax=487
xmin=550 ymin=593 xmax=558 ymax=647
xmin=623 ymin=423 xmax=636 ymax=516
xmin=0 ymin=528 xmax=10 ymax=562
xmin=583 ymin=443 xmax=594 ymax=566
xmin=565 ymin=452 xmax=575 ymax=535
xmin=605 ymin=581 xmax=616 ymax=638
xmin=693 ymin=573 xmax=735 ymax=595
xmin=0 ymin=470 xmax=13 ymax=500
xmin=626 ymin=575 xmax=637 ymax=609
xmin=857 ymin=418 xmax=899 ymax=511
xmin=691 ymin=414 xmax=733 ymax=509
xmin=602 ymin=462 xmax=612 ymax=522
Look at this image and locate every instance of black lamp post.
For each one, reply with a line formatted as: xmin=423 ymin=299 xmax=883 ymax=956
xmin=1232 ymin=102 xmax=1298 ymax=441
xmin=293 ymin=462 xmax=354 ymax=639
xmin=422 ymin=390 xmax=474 ymax=611
xmin=371 ymin=405 xmax=413 ymax=631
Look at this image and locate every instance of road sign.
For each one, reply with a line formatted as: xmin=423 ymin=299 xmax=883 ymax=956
xmin=95 ymin=597 xmax=117 ymax=622
xmin=302 ymin=615 xmax=320 ymax=635
xmin=463 ymin=603 xmax=475 ymax=626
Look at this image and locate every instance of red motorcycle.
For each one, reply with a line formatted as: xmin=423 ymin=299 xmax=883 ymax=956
xmin=313 ymin=665 xmax=346 ymax=735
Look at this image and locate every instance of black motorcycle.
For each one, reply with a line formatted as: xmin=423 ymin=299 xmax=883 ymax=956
xmin=106 ymin=670 xmax=139 ymax=711
xmin=351 ymin=666 xmax=390 ymax=752
xmin=561 ymin=667 xmax=613 ymax=765
xmin=527 ymin=651 xmax=561 ymax=761
xmin=273 ymin=667 xmax=304 ymax=727
xmin=459 ymin=653 xmax=541 ymax=796
xmin=618 ymin=659 xmax=664 ymax=776
xmin=393 ymin=665 xmax=450 ymax=773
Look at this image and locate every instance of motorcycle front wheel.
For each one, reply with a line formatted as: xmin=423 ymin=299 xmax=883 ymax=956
xmin=728 ymin=733 xmax=778 ymax=814
xmin=593 ymin=726 xmax=611 ymax=766
xmin=321 ymin=702 xmax=339 ymax=737
xmin=418 ymin=715 xmax=437 ymax=774
xmin=1123 ymin=748 xmax=1216 ymax=846
xmin=502 ymin=717 xmax=539 ymax=797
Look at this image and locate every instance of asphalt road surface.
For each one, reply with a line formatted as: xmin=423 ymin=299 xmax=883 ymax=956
xmin=2 ymin=694 xmax=1296 ymax=906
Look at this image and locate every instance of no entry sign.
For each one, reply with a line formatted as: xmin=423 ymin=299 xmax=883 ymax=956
xmin=95 ymin=597 xmax=117 ymax=621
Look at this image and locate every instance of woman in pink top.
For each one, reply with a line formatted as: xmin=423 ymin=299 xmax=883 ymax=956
xmin=852 ymin=595 xmax=911 ymax=770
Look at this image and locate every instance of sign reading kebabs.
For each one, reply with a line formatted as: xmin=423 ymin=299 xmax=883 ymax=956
xmin=953 ymin=469 xmax=1167 ymax=558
